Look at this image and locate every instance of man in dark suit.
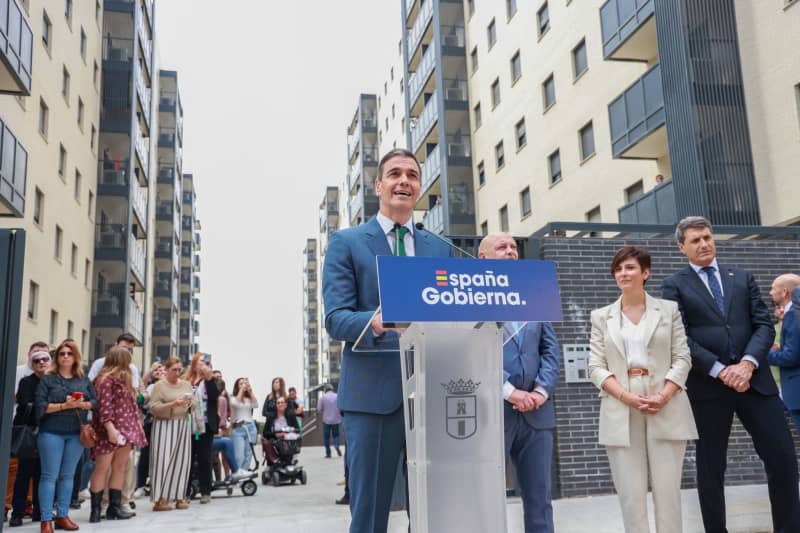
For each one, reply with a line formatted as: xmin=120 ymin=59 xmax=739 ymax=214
xmin=478 ymin=233 xmax=560 ymax=533
xmin=661 ymin=216 xmax=800 ymax=533
xmin=322 ymin=149 xmax=453 ymax=533
xmin=768 ymin=274 xmax=800 ymax=432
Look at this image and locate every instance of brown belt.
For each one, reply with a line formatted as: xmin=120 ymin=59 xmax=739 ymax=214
xmin=628 ymin=368 xmax=649 ymax=377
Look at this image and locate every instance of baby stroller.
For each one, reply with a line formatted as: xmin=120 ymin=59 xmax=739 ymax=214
xmin=261 ymin=433 xmax=307 ymax=486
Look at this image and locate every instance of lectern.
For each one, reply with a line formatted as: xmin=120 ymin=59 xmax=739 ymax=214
xmin=376 ymin=256 xmax=562 ymax=533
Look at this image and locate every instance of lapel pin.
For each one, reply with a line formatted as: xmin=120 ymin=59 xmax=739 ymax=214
xmin=728 ymin=272 xmax=734 ymax=276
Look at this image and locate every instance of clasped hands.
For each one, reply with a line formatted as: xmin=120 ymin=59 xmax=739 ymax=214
xmin=508 ymin=390 xmax=546 ymax=413
xmin=717 ymin=360 xmax=755 ymax=393
xmin=621 ymin=390 xmax=671 ymax=415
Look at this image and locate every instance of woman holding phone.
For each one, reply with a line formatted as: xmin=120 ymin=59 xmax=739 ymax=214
xmin=147 ymin=356 xmax=194 ymax=511
xmin=88 ymin=347 xmax=147 ymax=523
xmin=34 ymin=339 xmax=96 ymax=533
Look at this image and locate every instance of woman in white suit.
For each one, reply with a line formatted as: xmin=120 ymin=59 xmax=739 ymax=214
xmin=589 ymin=246 xmax=698 ymax=533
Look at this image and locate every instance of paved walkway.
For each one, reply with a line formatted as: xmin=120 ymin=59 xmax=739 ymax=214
xmin=7 ymin=446 xmax=773 ymax=532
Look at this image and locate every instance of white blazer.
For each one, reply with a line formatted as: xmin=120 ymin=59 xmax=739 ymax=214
xmin=589 ymin=292 xmax=698 ymax=447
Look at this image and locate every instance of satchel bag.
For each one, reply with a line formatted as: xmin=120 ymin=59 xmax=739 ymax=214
xmin=75 ymin=410 xmax=96 ymax=448
xmin=10 ymin=403 xmax=38 ymax=459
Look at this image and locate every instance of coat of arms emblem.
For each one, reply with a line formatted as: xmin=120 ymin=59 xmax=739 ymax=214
xmin=442 ymin=379 xmax=480 ymax=440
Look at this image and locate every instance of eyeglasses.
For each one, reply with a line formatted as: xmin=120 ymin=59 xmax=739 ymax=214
xmin=57 ymin=351 xmax=74 ymax=357
xmin=32 ymin=357 xmax=51 ymax=364
xmin=168 ymin=367 xmax=183 ymax=373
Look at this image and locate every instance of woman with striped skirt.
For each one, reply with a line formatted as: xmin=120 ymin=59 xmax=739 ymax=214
xmin=148 ymin=356 xmax=195 ymax=511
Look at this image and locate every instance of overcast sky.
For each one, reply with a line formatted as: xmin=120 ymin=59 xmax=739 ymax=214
xmin=155 ymin=1 xmax=399 ymax=399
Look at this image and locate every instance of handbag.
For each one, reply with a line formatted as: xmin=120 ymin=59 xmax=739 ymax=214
xmin=10 ymin=403 xmax=38 ymax=459
xmin=75 ymin=410 xmax=96 ymax=448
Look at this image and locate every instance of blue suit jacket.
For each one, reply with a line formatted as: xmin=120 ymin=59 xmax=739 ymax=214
xmin=661 ymin=264 xmax=777 ymax=400
xmin=503 ymin=322 xmax=560 ymax=430
xmin=322 ymin=217 xmax=453 ymax=414
xmin=769 ymin=307 xmax=800 ymax=409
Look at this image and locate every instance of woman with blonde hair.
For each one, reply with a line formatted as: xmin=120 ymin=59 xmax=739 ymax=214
xmin=34 ymin=340 xmax=96 ymax=533
xmin=184 ymin=352 xmax=220 ymax=504
xmin=88 ymin=347 xmax=147 ymax=523
xmin=148 ymin=356 xmax=193 ymax=511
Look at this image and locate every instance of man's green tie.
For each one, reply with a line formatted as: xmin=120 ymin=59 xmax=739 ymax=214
xmin=393 ymin=223 xmax=408 ymax=257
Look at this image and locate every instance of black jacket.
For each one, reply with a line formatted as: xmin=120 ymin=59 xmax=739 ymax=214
xmin=263 ymin=411 xmax=300 ymax=440
xmin=13 ymin=373 xmax=41 ymax=427
xmin=200 ymin=378 xmax=221 ymax=434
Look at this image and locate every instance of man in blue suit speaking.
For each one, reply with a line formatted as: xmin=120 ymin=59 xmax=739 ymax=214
xmin=322 ymin=148 xmax=453 ymax=533
xmin=768 ymin=274 xmax=800 ymax=431
xmin=478 ymin=233 xmax=560 ymax=533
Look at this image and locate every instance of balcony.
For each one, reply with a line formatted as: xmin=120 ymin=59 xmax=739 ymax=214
xmin=157 ymin=164 xmax=175 ymax=185
xmin=420 ymin=144 xmax=441 ymax=197
xmin=362 ymin=112 xmax=377 ymax=132
xmin=152 ymin=312 xmax=172 ymax=338
xmin=407 ymin=0 xmax=433 ymax=63
xmin=102 ymin=36 xmax=133 ymax=63
xmin=348 ymin=193 xmax=363 ymax=223
xmin=132 ymin=183 xmax=147 ymax=229
xmin=127 ymin=299 xmax=144 ymax=342
xmin=156 ymin=200 xmax=180 ymax=230
xmin=408 ymin=45 xmax=435 ymax=110
xmin=133 ymin=119 xmax=150 ymax=178
xmin=443 ymin=79 xmax=468 ymax=107
xmin=129 ymin=234 xmax=146 ymax=285
xmin=362 ymin=145 xmax=379 ymax=166
xmin=600 ymin=0 xmax=657 ymax=61
xmin=421 ymin=202 xmax=444 ymax=235
xmin=440 ymin=25 xmax=465 ymax=50
xmin=192 ymin=275 xmax=200 ymax=293
xmin=154 ymin=236 xmax=174 ymax=259
xmin=154 ymin=271 xmax=174 ymax=298
xmin=192 ymin=254 xmax=200 ymax=273
xmin=0 ymin=0 xmax=32 ymax=95
xmin=94 ymin=224 xmax=127 ymax=258
xmin=158 ymin=127 xmax=176 ymax=148
xmin=608 ymin=63 xmax=666 ymax=159
xmin=136 ymin=2 xmax=152 ymax=76
xmin=193 ymin=298 xmax=200 ymax=314
xmin=410 ymin=91 xmax=438 ymax=154
xmin=446 ymin=133 xmax=471 ymax=161
xmin=0 ymin=116 xmax=27 ymax=217
xmin=160 ymin=91 xmax=177 ymax=113
xmin=135 ymin=66 xmax=150 ymax=127
xmin=618 ymin=179 xmax=676 ymax=225
xmin=194 ymin=232 xmax=201 ymax=251
xmin=98 ymin=158 xmax=130 ymax=196
xmin=91 ymin=286 xmax=144 ymax=343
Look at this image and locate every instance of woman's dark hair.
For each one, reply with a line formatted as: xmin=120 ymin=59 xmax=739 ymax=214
xmin=610 ymin=246 xmax=652 ymax=282
xmin=233 ymin=377 xmax=253 ymax=399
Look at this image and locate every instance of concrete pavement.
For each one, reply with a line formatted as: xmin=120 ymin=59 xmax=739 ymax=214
xmin=6 ymin=446 xmax=774 ymax=532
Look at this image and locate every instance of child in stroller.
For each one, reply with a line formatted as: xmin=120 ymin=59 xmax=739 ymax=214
xmin=261 ymin=396 xmax=307 ymax=486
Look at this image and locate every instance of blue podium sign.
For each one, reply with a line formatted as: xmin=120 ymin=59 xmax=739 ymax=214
xmin=377 ymin=256 xmax=563 ymax=323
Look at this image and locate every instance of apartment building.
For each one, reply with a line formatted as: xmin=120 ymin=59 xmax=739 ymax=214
xmin=317 ymin=186 xmax=342 ymax=387
xmin=345 ymin=94 xmax=379 ymax=227
xmin=92 ymin=0 xmax=154 ymax=368
xmin=151 ymin=69 xmax=182 ymax=361
xmin=0 ymin=0 xmax=102 ymax=360
xmin=178 ymin=172 xmax=200 ymax=361
xmin=302 ymin=238 xmax=319 ymax=401
xmin=378 ymin=42 xmax=408 ymax=154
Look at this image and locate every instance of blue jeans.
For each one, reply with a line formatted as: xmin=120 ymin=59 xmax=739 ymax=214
xmin=323 ymin=423 xmax=340 ymax=456
xmin=37 ymin=432 xmax=84 ymax=520
xmin=212 ymin=437 xmax=239 ymax=472
xmin=231 ymin=422 xmax=256 ymax=470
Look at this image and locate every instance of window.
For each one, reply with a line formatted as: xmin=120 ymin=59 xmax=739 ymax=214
xmin=579 ymin=121 xmax=595 ymax=160
xmin=473 ymin=102 xmax=482 ymax=129
xmin=62 ymin=66 xmax=70 ymax=99
xmin=548 ymin=149 xmax=562 ymax=184
xmin=480 ymin=221 xmax=488 ymax=235
xmin=390 ymin=67 xmax=394 ymax=81
xmin=58 ymin=145 xmax=67 ymax=178
xmin=499 ymin=205 xmax=509 ymax=232
xmin=88 ymin=191 xmax=94 ymax=219
xmin=468 ymin=0 xmax=475 ymax=17
xmin=383 ymin=82 xmax=387 ymax=95
xmin=27 ymin=281 xmax=38 ymax=320
xmin=65 ymin=0 xmax=72 ymax=22
xmin=70 ymin=244 xmax=78 ymax=275
xmin=520 ymin=187 xmax=531 ymax=217
xmin=67 ymin=320 xmax=74 ymax=341
xmin=542 ymin=74 xmax=556 ymax=110
xmin=510 ymin=50 xmax=521 ymax=83
xmin=33 ymin=188 xmax=43 ymax=225
xmin=80 ymin=27 xmax=87 ymax=60
xmin=91 ymin=125 xmax=96 ymax=150
xmin=495 ymin=141 xmax=505 ymax=170
xmin=515 ymin=118 xmax=527 ymax=149
xmin=84 ymin=259 xmax=91 ymax=287
xmin=586 ymin=206 xmax=601 ymax=223
xmin=74 ymin=169 xmax=82 ymax=201
xmin=391 ymin=104 xmax=395 ymax=118
xmin=625 ymin=180 xmax=645 ymax=202
xmin=537 ymin=2 xmax=550 ymax=37
xmin=77 ymin=97 xmax=84 ymax=129
xmin=49 ymin=310 xmax=58 ymax=345
xmin=385 ymin=117 xmax=389 ymax=131
xmin=54 ymin=225 xmax=63 ymax=260
xmin=39 ymin=98 xmax=49 ymax=137
xmin=491 ymin=78 xmax=501 ymax=108
xmin=506 ymin=0 xmax=517 ymax=19
xmin=95 ymin=0 xmax=101 ymax=22
xmin=487 ymin=19 xmax=497 ymax=48
xmin=477 ymin=161 xmax=485 ymax=186
xmin=42 ymin=11 xmax=52 ymax=49
xmin=400 ymin=77 xmax=404 ymax=93
xmin=470 ymin=46 xmax=478 ymax=73
xmin=81 ymin=330 xmax=87 ymax=354
xmin=93 ymin=61 xmax=99 ymax=88
xmin=573 ymin=39 xmax=588 ymax=78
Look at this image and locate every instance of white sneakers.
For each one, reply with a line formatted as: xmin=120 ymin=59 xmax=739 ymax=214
xmin=230 ymin=469 xmax=251 ymax=481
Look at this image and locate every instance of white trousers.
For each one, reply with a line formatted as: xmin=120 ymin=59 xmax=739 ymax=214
xmin=605 ymin=377 xmax=687 ymax=533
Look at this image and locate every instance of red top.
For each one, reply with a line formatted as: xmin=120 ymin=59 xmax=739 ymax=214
xmin=92 ymin=376 xmax=147 ymax=455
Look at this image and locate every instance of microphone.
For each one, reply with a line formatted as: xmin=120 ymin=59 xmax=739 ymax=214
xmin=414 ymin=222 xmax=476 ymax=258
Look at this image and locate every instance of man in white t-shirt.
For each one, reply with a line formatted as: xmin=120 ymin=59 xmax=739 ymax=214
xmin=87 ymin=333 xmax=141 ymax=389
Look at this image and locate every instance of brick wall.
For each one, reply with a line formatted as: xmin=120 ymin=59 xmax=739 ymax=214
xmin=538 ymin=236 xmax=800 ymax=498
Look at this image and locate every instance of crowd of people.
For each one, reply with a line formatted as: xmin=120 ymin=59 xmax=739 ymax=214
xmin=5 ymin=336 xmax=308 ymax=533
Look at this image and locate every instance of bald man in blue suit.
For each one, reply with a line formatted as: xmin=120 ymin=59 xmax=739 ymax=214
xmin=323 ymin=148 xmax=453 ymax=533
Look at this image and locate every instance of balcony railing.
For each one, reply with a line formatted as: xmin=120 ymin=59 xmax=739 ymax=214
xmin=101 ymin=96 xmax=131 ymax=126
xmin=608 ymin=62 xmax=665 ymax=158
xmin=157 ymin=164 xmax=175 ymax=184
xmin=600 ymin=0 xmax=655 ymax=60
xmin=349 ymin=193 xmax=364 ymax=221
xmin=91 ymin=286 xmax=144 ymax=342
xmin=135 ymin=66 xmax=151 ymax=123
xmin=155 ymin=236 xmax=173 ymax=258
xmin=361 ymin=112 xmax=377 ymax=131
xmin=0 ymin=116 xmax=27 ymax=217
xmin=158 ymin=127 xmax=176 ymax=148
xmin=618 ymin=179 xmax=676 ymax=225
xmin=0 ymin=0 xmax=33 ymax=94
xmin=132 ymin=183 xmax=148 ymax=228
xmin=159 ymin=90 xmax=177 ymax=111
xmin=422 ymin=202 xmax=444 ymax=235
xmin=136 ymin=2 xmax=152 ymax=75
xmin=133 ymin=119 xmax=150 ymax=177
xmin=446 ymin=133 xmax=471 ymax=159
xmin=362 ymin=145 xmax=379 ymax=165
xmin=94 ymin=223 xmax=127 ymax=251
xmin=443 ymin=79 xmax=468 ymax=104
xmin=129 ymin=234 xmax=146 ymax=284
xmin=420 ymin=144 xmax=441 ymax=194
xmin=127 ymin=299 xmax=144 ymax=342
xmin=98 ymin=158 xmax=130 ymax=190
xmin=408 ymin=45 xmax=435 ymax=109
xmin=441 ymin=25 xmax=465 ymax=49
xmin=102 ymin=36 xmax=133 ymax=62
xmin=410 ymin=91 xmax=438 ymax=153
xmin=407 ymin=0 xmax=433 ymax=61
xmin=192 ymin=275 xmax=200 ymax=293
